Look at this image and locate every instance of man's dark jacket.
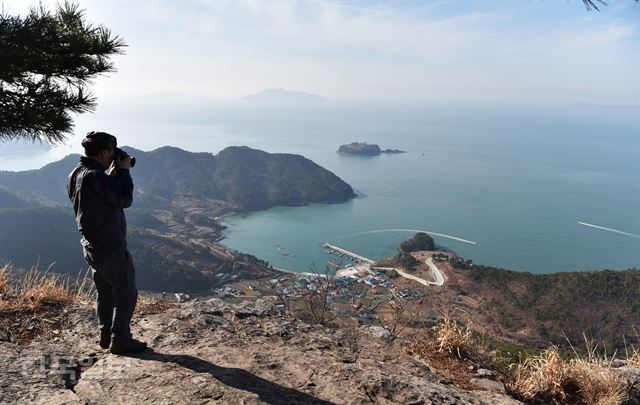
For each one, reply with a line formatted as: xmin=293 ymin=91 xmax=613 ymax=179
xmin=67 ymin=157 xmax=133 ymax=253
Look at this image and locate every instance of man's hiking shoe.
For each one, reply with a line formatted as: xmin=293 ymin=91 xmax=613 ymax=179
xmin=110 ymin=338 xmax=147 ymax=355
xmin=99 ymin=333 xmax=111 ymax=349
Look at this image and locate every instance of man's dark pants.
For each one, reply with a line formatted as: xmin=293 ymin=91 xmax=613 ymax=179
xmin=83 ymin=247 xmax=138 ymax=341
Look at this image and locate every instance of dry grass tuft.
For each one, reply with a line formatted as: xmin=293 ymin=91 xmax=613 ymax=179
xmin=0 ymin=264 xmax=96 ymax=345
xmin=571 ymin=359 xmax=628 ymax=405
xmin=0 ymin=264 xmax=10 ymax=296
xmin=0 ymin=263 xmax=95 ymax=311
xmin=19 ymin=268 xmax=74 ymax=308
xmin=626 ymin=327 xmax=640 ymax=367
xmin=407 ymin=315 xmax=477 ymax=363
xmin=630 ymin=350 xmax=640 ymax=367
xmin=512 ymin=348 xmax=566 ymax=401
xmin=406 ymin=315 xmax=490 ymax=389
xmin=0 ymin=264 xmax=13 ymax=312
xmin=434 ymin=316 xmax=475 ymax=359
xmin=511 ymin=346 xmax=628 ymax=405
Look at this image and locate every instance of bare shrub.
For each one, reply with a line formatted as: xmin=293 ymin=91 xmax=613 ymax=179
xmin=269 ymin=277 xmax=291 ymax=312
xmin=299 ymin=265 xmax=337 ymax=326
xmin=383 ymin=289 xmax=430 ymax=341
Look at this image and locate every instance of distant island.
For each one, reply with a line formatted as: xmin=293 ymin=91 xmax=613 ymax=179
xmin=240 ymin=88 xmax=325 ymax=103
xmin=338 ymin=142 xmax=405 ymax=156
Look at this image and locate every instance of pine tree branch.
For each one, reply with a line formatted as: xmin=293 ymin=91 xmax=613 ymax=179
xmin=0 ymin=1 xmax=126 ymax=144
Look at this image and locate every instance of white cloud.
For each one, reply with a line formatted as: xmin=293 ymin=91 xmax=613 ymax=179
xmin=4 ymin=0 xmax=639 ymax=104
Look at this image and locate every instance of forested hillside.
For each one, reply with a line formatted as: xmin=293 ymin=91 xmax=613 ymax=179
xmin=464 ymin=263 xmax=640 ymax=349
xmin=0 ymin=146 xmax=354 ymax=291
xmin=0 ymin=146 xmax=355 ymax=210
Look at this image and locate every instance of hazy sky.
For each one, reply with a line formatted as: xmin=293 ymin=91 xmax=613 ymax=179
xmin=3 ymin=0 xmax=640 ymax=105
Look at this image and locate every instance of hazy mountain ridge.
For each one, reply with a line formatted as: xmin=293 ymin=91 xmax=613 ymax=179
xmin=240 ymin=88 xmax=325 ymax=103
xmin=0 ymin=146 xmax=354 ymax=210
xmin=0 ymin=154 xmax=80 ymax=205
xmin=0 ymin=146 xmax=353 ymax=291
xmin=0 ymin=186 xmax=28 ymax=208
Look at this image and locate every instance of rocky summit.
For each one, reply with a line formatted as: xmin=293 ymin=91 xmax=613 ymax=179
xmin=1 ymin=297 xmax=522 ymax=404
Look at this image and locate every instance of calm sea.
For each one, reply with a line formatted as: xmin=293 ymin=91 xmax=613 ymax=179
xmin=2 ymin=101 xmax=639 ymax=274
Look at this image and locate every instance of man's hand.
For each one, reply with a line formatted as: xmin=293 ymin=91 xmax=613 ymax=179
xmin=107 ymin=161 xmax=117 ymax=176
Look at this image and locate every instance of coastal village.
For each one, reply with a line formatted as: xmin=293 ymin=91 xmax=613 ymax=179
xmin=208 ymin=238 xmax=448 ymax=324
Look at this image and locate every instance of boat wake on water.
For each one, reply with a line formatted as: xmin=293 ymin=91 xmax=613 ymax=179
xmin=336 ymin=229 xmax=477 ymax=245
xmin=578 ymin=222 xmax=640 ymax=239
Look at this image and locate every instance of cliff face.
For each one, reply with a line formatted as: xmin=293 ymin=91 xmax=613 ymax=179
xmin=1 ymin=297 xmax=520 ymax=404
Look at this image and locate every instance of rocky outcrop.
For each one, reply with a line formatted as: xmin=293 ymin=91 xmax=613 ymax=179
xmin=0 ymin=298 xmax=522 ymax=404
xmin=338 ymin=142 xmax=406 ymax=156
xmin=339 ymin=142 xmax=382 ymax=156
xmin=400 ymin=232 xmax=436 ymax=252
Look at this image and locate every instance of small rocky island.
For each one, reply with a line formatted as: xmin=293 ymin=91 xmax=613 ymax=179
xmin=338 ymin=142 xmax=405 ymax=156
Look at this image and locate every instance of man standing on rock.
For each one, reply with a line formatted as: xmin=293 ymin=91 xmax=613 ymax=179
xmin=67 ymin=131 xmax=147 ymax=354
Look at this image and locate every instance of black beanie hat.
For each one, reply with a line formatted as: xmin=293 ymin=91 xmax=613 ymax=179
xmin=81 ymin=131 xmax=117 ymax=154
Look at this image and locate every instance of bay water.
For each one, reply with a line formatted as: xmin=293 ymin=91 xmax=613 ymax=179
xmin=2 ymin=101 xmax=638 ymax=274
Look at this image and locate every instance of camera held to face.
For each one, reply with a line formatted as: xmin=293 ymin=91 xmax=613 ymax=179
xmin=114 ymin=147 xmax=136 ymax=168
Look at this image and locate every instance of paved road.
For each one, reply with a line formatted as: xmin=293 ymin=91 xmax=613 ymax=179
xmin=383 ymin=257 xmax=444 ymax=286
xmin=394 ymin=268 xmax=430 ymax=286
xmin=425 ymin=257 xmax=444 ymax=286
